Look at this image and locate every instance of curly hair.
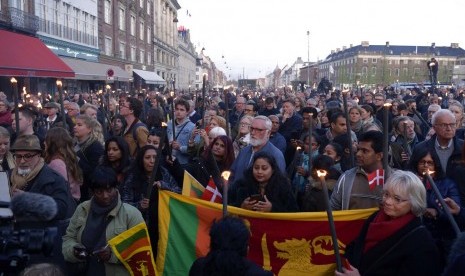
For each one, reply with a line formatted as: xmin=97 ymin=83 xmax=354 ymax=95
xmin=44 ymin=127 xmax=83 ymax=183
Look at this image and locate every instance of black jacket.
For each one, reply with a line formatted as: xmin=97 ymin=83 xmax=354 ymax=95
xmin=345 ymin=211 xmax=441 ymax=276
xmin=411 ymin=135 xmax=465 ymax=206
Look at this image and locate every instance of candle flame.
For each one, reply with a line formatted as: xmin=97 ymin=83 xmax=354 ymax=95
xmin=161 ymin=122 xmax=168 ymax=127
xmin=221 ymin=171 xmax=231 ymax=180
xmin=170 ymin=91 xmax=174 ymax=97
xmin=342 ymin=89 xmax=350 ymax=94
xmin=423 ymin=169 xmax=435 ymax=176
xmin=383 ymin=103 xmax=392 ymax=107
xmin=317 ymin=170 xmax=327 ymax=177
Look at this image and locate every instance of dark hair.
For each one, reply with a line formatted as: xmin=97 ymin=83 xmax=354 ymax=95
xmin=409 ymin=146 xmax=445 ymax=180
xmin=89 ymin=166 xmax=118 ymax=190
xmin=130 ymin=145 xmax=158 ymax=194
xmin=145 ymin=108 xmax=164 ymax=129
xmin=12 ymin=104 xmax=39 ymax=120
xmin=397 ymin=103 xmax=408 ymax=111
xmin=325 ymin=142 xmax=343 ymax=158
xmin=301 ymin=107 xmax=318 ymax=119
xmin=329 ymin=111 xmax=345 ymax=125
xmin=101 ymin=136 xmax=131 ymax=174
xmin=333 ymin=134 xmax=350 ymax=151
xmin=361 ymin=104 xmax=374 ymax=116
xmin=265 ymin=96 xmax=274 ymax=104
xmin=358 ymin=130 xmax=383 ymax=153
xmin=311 ymin=154 xmax=341 ymax=181
xmin=127 ymin=97 xmax=144 ymax=118
xmin=202 ymin=135 xmax=235 ymax=171
xmin=202 ymin=216 xmax=250 ymax=275
xmin=112 ymin=114 xmax=127 ymax=130
xmin=243 ymin=151 xmax=291 ymax=199
xmin=175 ymin=98 xmax=190 ymax=111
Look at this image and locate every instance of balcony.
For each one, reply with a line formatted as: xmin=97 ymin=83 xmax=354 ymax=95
xmin=37 ymin=18 xmax=98 ymax=48
xmin=0 ymin=7 xmax=39 ymax=34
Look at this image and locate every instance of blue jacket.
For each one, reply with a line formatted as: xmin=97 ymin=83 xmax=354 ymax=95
xmin=269 ymin=132 xmax=286 ymax=154
xmin=278 ymin=112 xmax=302 ymax=143
xmin=167 ymin=117 xmax=195 ymax=165
xmin=229 ymin=141 xmax=285 ymax=185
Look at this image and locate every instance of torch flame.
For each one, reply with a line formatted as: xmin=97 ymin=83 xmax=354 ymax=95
xmin=342 ymin=89 xmax=350 ymax=94
xmin=170 ymin=91 xmax=174 ymax=97
xmin=317 ymin=170 xmax=327 ymax=178
xmin=221 ymin=171 xmax=231 ymax=181
xmin=296 ymin=146 xmax=302 ymax=151
xmin=383 ymin=103 xmax=392 ymax=107
xmin=10 ymin=77 xmax=17 ymax=84
xmin=423 ymin=169 xmax=435 ymax=176
xmin=161 ymin=122 xmax=168 ymax=127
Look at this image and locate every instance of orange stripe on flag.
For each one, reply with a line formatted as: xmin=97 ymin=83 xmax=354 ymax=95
xmin=120 ymin=239 xmax=151 ymax=259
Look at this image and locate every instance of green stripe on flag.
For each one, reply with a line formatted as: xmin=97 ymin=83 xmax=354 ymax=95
xmin=115 ymin=228 xmax=146 ymax=253
xmin=164 ymin=196 xmax=199 ymax=275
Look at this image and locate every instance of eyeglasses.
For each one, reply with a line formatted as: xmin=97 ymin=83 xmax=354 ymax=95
xmin=382 ymin=191 xmax=409 ymax=204
xmin=434 ymin=123 xmax=456 ymax=129
xmin=13 ymin=153 xmax=39 ymax=162
xmin=418 ymin=160 xmax=434 ymax=166
xmin=250 ymin=127 xmax=267 ymax=133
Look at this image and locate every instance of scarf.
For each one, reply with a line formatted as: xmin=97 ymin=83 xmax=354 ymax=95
xmin=363 ymin=209 xmax=415 ymax=253
xmin=11 ymin=158 xmax=45 ymax=191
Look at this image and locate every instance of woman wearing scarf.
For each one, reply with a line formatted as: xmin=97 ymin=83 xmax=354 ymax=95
xmin=337 ymin=171 xmax=441 ymax=276
xmin=62 ymin=166 xmax=144 ymax=276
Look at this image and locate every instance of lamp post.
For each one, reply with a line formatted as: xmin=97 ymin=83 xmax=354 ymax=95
xmin=307 ymin=30 xmax=310 ymax=90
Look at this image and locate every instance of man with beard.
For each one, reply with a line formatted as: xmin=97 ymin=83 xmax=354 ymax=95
xmin=229 ymin=115 xmax=285 ymax=184
xmin=10 ymin=135 xmax=76 ymax=270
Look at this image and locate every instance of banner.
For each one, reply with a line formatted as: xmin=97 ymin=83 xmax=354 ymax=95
xmin=156 ymin=191 xmax=376 ymax=276
xmin=108 ymin=222 xmax=157 ymax=276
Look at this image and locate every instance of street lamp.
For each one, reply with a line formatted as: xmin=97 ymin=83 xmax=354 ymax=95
xmin=307 ymin=30 xmax=310 ymax=90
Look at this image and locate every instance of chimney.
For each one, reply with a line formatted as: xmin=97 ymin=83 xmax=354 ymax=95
xmin=431 ymin=42 xmax=436 ymax=48
xmin=331 ymin=50 xmax=335 ymax=54
xmin=342 ymin=46 xmax=347 ymax=50
xmin=386 ymin=41 xmax=390 ymax=47
xmin=361 ymin=41 xmax=369 ymax=47
xmin=350 ymin=44 xmax=353 ymax=48
xmin=451 ymin=43 xmax=459 ymax=48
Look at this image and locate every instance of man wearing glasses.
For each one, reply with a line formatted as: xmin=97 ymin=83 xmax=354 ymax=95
xmin=10 ymin=135 xmax=76 ymax=268
xmin=411 ymin=109 xmax=465 ymax=206
xmin=229 ymin=116 xmax=285 ymax=184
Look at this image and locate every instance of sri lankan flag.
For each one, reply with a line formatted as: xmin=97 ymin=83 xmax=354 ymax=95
xmin=108 ymin=222 xmax=157 ymax=276
xmin=181 ymin=170 xmax=205 ymax=198
xmin=156 ymin=191 xmax=376 ymax=276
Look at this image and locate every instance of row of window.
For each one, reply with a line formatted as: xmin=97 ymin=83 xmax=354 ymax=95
xmin=104 ymin=37 xmax=176 ymax=67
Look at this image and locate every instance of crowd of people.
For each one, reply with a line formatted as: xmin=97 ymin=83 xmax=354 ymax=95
xmin=2 ymin=84 xmax=465 ymax=275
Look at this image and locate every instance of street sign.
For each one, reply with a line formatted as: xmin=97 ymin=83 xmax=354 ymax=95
xmin=107 ymin=69 xmax=114 ymax=77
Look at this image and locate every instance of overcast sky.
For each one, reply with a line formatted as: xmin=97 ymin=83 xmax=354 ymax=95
xmin=177 ymin=0 xmax=465 ymax=80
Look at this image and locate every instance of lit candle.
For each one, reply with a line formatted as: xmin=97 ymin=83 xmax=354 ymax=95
xmin=317 ymin=170 xmax=342 ymax=272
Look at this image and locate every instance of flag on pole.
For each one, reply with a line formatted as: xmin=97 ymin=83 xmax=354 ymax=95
xmin=201 ymin=177 xmax=222 ymax=203
xmin=182 ymin=170 xmax=205 ymax=198
xmin=108 ymin=222 xmax=157 ymax=276
xmin=156 ymin=191 xmax=376 ymax=276
xmin=367 ymin=169 xmax=384 ymax=190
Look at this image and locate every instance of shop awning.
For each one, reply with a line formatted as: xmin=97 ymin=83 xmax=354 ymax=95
xmin=133 ymin=69 xmax=165 ymax=85
xmin=60 ymin=58 xmax=132 ymax=82
xmin=0 ymin=30 xmax=74 ymax=78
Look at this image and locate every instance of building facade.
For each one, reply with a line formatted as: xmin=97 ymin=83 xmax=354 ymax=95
xmin=177 ymin=26 xmax=197 ymax=91
xmin=318 ymin=41 xmax=465 ymax=89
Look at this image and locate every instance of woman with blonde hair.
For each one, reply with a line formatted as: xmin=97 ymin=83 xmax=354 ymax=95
xmin=45 ymin=127 xmax=83 ymax=202
xmin=0 ymin=126 xmax=14 ymax=172
xmin=74 ymin=115 xmax=104 ymax=201
xmin=448 ymin=100 xmax=465 ymax=129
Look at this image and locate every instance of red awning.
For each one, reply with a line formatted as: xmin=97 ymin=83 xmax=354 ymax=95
xmin=0 ymin=30 xmax=75 ymax=78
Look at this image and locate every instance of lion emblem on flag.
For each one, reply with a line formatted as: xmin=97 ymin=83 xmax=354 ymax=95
xmin=273 ymin=236 xmax=346 ymax=275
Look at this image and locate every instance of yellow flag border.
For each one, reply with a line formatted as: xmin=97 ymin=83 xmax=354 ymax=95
xmin=108 ymin=222 xmax=157 ymax=276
